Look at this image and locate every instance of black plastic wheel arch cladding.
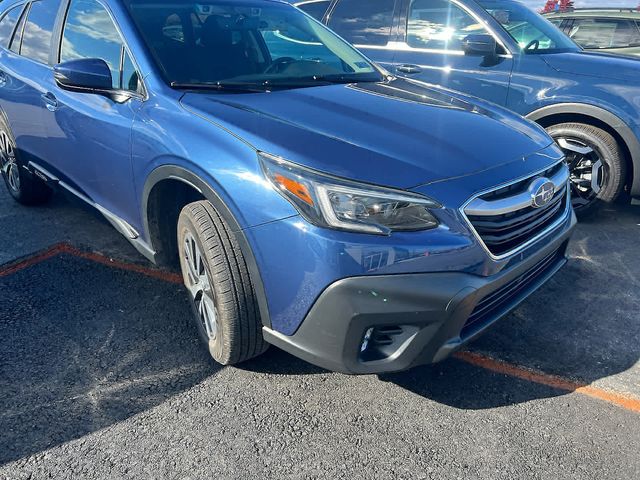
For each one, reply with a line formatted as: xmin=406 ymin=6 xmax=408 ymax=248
xmin=142 ymin=165 xmax=272 ymax=329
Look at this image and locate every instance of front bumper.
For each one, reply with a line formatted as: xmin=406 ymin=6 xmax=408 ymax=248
xmin=263 ymin=212 xmax=575 ymax=374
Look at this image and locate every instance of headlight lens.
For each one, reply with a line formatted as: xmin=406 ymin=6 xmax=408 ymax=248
xmin=259 ymin=152 xmax=441 ymax=235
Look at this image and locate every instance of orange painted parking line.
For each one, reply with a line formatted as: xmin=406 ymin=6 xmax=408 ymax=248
xmin=62 ymin=244 xmax=183 ymax=285
xmin=0 ymin=243 xmax=69 ymax=277
xmin=455 ymin=351 xmax=640 ymax=414
xmin=0 ymin=242 xmax=182 ymax=284
xmin=3 ymin=243 xmax=639 ymax=414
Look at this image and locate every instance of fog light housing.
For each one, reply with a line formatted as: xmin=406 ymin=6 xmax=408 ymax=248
xmin=360 ymin=328 xmax=374 ymax=353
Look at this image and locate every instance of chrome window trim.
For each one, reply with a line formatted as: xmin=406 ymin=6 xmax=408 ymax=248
xmin=354 ymin=40 xmax=513 ymax=60
xmin=295 ymin=0 xmax=330 ymax=6
xmin=356 ymin=41 xmax=466 ymax=56
xmin=459 ymin=160 xmax=572 ymax=261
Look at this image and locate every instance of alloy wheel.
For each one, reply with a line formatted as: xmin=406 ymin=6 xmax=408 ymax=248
xmin=183 ymin=232 xmax=219 ymax=340
xmin=0 ymin=130 xmax=20 ymax=193
xmin=556 ymin=137 xmax=606 ymax=210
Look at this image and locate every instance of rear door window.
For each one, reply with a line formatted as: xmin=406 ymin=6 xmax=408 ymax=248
xmin=297 ymin=0 xmax=331 ymax=21
xmin=407 ymin=0 xmax=491 ymax=51
xmin=327 ymin=0 xmax=395 ymax=46
xmin=9 ymin=6 xmax=27 ymax=54
xmin=0 ymin=5 xmax=25 ymax=48
xmin=20 ymin=0 xmax=60 ymax=64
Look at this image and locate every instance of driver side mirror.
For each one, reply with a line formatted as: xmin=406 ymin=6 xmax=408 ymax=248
xmin=462 ymin=34 xmax=497 ymax=57
xmin=54 ymin=58 xmax=113 ymax=92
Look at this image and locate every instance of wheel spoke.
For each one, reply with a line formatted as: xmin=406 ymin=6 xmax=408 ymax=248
xmin=590 ymin=159 xmax=603 ymax=195
xmin=184 ymin=237 xmax=198 ymax=282
xmin=557 ymin=138 xmax=593 ymax=156
xmin=182 ymin=231 xmax=218 ymax=341
xmin=200 ymin=290 xmax=217 ymax=339
xmin=555 ymin=135 xmax=605 ymax=207
xmin=7 ymin=163 xmax=20 ymax=191
xmin=0 ymin=131 xmax=19 ymax=192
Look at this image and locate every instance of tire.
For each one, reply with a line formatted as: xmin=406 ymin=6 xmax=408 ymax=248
xmin=0 ymin=117 xmax=52 ymax=205
xmin=546 ymin=123 xmax=626 ymax=217
xmin=177 ymin=200 xmax=268 ymax=365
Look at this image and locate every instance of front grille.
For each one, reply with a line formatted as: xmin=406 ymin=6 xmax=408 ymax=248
xmin=464 ymin=162 xmax=570 ymax=257
xmin=461 ymin=247 xmax=564 ymax=338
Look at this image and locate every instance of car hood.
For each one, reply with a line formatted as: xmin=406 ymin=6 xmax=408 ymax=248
xmin=180 ymin=77 xmax=553 ymax=189
xmin=542 ymin=51 xmax=640 ymax=82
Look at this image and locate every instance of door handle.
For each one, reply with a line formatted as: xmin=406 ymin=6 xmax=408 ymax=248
xmin=396 ymin=64 xmax=423 ymax=74
xmin=41 ymin=92 xmax=59 ymax=112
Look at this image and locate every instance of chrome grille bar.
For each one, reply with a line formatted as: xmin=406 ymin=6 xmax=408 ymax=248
xmin=465 ymin=162 xmax=569 ymax=216
xmin=461 ymin=161 xmax=571 ymax=259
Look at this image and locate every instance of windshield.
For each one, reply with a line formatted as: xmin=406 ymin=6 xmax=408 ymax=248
xmin=477 ymin=0 xmax=579 ymax=53
xmin=123 ymin=0 xmax=383 ymax=90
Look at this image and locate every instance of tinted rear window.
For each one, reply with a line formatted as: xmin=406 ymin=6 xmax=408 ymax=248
xmin=20 ymin=0 xmax=60 ymax=63
xmin=327 ymin=0 xmax=395 ymax=46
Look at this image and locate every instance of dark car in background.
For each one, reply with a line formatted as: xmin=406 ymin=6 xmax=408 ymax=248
xmin=294 ymin=0 xmax=640 ymax=215
xmin=546 ymin=8 xmax=640 ymax=56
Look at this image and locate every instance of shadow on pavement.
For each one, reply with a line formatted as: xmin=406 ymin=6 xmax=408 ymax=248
xmin=0 ymin=255 xmax=216 ymax=465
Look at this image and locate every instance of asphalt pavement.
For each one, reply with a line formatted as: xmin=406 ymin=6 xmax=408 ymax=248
xmin=0 ymin=186 xmax=639 ymax=479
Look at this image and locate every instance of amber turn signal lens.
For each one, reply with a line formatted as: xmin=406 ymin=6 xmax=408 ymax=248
xmin=274 ymin=174 xmax=314 ymax=206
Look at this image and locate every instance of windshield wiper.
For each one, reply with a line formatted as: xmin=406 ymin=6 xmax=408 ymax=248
xmin=261 ymin=74 xmax=383 ymax=89
xmin=170 ymin=74 xmax=383 ymax=93
xmin=306 ymin=73 xmax=383 ymax=84
xmin=170 ymin=81 xmax=269 ymax=93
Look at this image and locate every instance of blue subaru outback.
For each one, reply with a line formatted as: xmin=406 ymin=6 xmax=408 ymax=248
xmin=297 ymin=0 xmax=640 ymax=215
xmin=0 ymin=0 xmax=574 ymax=373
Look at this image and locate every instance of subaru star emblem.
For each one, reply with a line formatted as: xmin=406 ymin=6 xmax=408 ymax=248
xmin=529 ymin=178 xmax=555 ymax=208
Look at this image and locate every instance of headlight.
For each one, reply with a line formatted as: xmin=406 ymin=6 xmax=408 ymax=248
xmin=259 ymin=152 xmax=441 ymax=235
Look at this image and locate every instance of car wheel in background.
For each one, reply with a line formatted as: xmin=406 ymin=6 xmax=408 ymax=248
xmin=546 ymin=123 xmax=625 ymax=217
xmin=0 ymin=117 xmax=52 ymax=205
xmin=177 ymin=200 xmax=268 ymax=365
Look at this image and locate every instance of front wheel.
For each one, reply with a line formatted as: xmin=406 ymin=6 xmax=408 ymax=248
xmin=177 ymin=200 xmax=268 ymax=365
xmin=546 ymin=123 xmax=626 ymax=216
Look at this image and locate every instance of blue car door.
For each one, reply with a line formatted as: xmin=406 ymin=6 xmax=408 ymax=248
xmin=39 ymin=0 xmax=144 ymax=231
xmin=0 ymin=0 xmax=61 ymax=169
xmin=387 ymin=0 xmax=514 ymax=106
